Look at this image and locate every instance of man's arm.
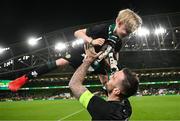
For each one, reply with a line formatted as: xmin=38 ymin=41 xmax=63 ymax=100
xmin=69 ymin=60 xmax=91 ymax=99
xmin=69 ymin=44 xmax=102 ymax=99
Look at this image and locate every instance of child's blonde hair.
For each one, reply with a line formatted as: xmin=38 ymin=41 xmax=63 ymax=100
xmin=117 ymin=9 xmax=142 ymax=33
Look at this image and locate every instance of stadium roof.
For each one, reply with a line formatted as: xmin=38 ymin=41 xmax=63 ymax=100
xmin=0 ymin=0 xmax=179 ymax=45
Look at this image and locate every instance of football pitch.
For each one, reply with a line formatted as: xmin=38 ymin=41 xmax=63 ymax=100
xmin=0 ymin=95 xmax=180 ymax=121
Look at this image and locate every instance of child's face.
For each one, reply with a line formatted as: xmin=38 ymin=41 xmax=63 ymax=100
xmin=115 ymin=21 xmax=130 ymax=38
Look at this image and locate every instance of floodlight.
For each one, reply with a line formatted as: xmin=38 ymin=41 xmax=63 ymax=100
xmin=136 ymin=27 xmax=150 ymax=37
xmin=154 ymin=27 xmax=166 ymax=35
xmin=28 ymin=37 xmax=42 ymax=46
xmin=55 ymin=42 xmax=67 ymax=51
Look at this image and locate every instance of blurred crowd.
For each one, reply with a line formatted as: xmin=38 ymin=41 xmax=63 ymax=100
xmin=0 ymin=85 xmax=180 ymax=102
xmin=137 ymin=88 xmax=180 ymax=96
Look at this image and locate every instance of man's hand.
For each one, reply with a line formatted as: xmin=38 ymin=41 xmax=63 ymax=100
xmin=91 ymin=38 xmax=105 ymax=46
xmin=69 ymin=44 xmax=102 ymax=99
xmin=84 ymin=43 xmax=102 ymax=63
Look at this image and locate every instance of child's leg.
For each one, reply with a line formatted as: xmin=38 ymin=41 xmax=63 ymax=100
xmin=8 ymin=58 xmax=69 ymax=92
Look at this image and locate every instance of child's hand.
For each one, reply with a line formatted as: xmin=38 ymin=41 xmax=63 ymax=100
xmin=91 ymin=38 xmax=105 ymax=46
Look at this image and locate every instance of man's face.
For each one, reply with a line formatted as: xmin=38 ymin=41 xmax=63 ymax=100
xmin=115 ymin=21 xmax=130 ymax=38
xmin=105 ymin=70 xmax=125 ymax=94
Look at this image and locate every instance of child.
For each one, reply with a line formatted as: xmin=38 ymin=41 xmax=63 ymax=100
xmin=8 ymin=9 xmax=142 ymax=92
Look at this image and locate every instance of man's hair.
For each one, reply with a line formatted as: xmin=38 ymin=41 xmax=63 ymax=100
xmin=117 ymin=9 xmax=142 ymax=33
xmin=121 ymin=68 xmax=139 ymax=98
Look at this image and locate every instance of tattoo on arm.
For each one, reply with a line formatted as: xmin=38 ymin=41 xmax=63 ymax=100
xmin=69 ymin=61 xmax=92 ymax=99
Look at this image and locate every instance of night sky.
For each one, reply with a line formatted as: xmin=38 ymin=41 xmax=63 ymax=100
xmin=0 ymin=0 xmax=179 ymax=46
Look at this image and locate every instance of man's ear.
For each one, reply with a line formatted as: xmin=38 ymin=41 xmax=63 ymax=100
xmin=113 ymin=88 xmax=121 ymax=95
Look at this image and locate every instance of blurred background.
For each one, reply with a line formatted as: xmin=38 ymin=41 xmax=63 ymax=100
xmin=0 ymin=0 xmax=180 ymax=120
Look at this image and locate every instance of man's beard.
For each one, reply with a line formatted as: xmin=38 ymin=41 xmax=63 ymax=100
xmin=105 ymin=84 xmax=113 ymax=94
xmin=107 ymin=89 xmax=113 ymax=95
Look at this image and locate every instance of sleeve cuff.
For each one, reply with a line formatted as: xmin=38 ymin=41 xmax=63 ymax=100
xmin=79 ymin=90 xmax=94 ymax=108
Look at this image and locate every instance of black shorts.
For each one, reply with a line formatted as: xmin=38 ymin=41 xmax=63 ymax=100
xmin=62 ymin=45 xmax=107 ymax=75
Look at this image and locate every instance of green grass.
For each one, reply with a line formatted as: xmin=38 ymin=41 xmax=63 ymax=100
xmin=0 ymin=95 xmax=180 ymax=120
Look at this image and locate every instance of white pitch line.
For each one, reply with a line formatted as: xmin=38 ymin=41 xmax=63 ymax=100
xmin=58 ymin=109 xmax=84 ymax=121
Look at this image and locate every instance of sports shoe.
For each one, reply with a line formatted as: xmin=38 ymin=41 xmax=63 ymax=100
xmin=8 ymin=75 xmax=29 ymax=92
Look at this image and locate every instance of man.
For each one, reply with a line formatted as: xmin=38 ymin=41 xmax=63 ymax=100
xmin=8 ymin=9 xmax=142 ymax=92
xmin=69 ymin=44 xmax=139 ymax=120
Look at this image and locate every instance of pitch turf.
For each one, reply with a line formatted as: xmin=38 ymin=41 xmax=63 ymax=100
xmin=0 ymin=95 xmax=180 ymax=120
